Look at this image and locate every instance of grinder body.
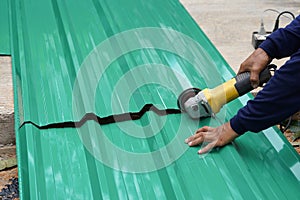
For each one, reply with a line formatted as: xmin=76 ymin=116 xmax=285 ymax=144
xmin=180 ymin=67 xmax=272 ymax=119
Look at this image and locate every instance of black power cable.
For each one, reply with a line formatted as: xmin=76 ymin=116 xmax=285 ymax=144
xmin=280 ymin=117 xmax=292 ymax=133
xmin=273 ymin=11 xmax=295 ymax=32
xmin=252 ymin=10 xmax=295 ymax=49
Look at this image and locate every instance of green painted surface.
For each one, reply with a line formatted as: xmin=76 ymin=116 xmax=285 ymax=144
xmin=10 ymin=0 xmax=230 ymax=127
xmin=0 ymin=0 xmax=10 ymax=54
xmin=6 ymin=0 xmax=300 ymax=199
xmin=18 ymin=120 xmax=300 ymax=200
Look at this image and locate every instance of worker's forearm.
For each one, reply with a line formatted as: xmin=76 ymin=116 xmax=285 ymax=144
xmin=230 ymin=49 xmax=300 ymax=135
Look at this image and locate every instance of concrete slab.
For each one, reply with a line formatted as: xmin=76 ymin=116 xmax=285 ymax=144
xmin=0 ymin=56 xmax=14 ymax=145
xmin=180 ymin=0 xmax=300 ymax=71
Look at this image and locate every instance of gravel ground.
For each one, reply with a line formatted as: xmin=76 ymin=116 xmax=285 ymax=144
xmin=0 ymin=167 xmax=18 ymax=200
xmin=0 ymin=145 xmax=18 ymax=200
xmin=0 ymin=167 xmax=17 ymax=190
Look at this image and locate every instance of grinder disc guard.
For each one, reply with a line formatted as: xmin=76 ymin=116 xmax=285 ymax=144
xmin=177 ymin=88 xmax=201 ymax=112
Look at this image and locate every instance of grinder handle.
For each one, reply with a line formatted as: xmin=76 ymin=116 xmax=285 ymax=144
xmin=234 ymin=65 xmax=272 ymax=96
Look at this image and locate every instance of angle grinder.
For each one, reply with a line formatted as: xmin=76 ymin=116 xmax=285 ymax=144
xmin=177 ymin=65 xmax=274 ymax=119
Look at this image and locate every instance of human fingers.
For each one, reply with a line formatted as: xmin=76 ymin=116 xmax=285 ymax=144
xmin=185 ymin=126 xmax=207 ymax=144
xmin=238 ymin=61 xmax=250 ymax=74
xmin=185 ymin=126 xmax=214 ymax=144
xmin=186 ymin=126 xmax=220 ymax=146
xmin=195 ymin=126 xmax=210 ymax=133
xmin=241 ymin=48 xmax=272 ymax=82
xmin=198 ymin=141 xmax=217 ymax=154
xmin=185 ymin=132 xmax=204 ymax=146
xmin=238 ymin=61 xmax=260 ymax=87
xmin=197 ymin=127 xmax=225 ymax=154
xmin=249 ymin=69 xmax=260 ymax=88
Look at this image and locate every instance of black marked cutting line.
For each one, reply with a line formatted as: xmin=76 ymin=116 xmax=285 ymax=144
xmin=19 ymin=104 xmax=182 ymax=130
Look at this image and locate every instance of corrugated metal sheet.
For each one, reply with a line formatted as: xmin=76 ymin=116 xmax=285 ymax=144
xmin=10 ymin=0 xmax=231 ymax=127
xmin=17 ymin=122 xmax=300 ymax=200
xmin=0 ymin=0 xmax=10 ymax=54
xmin=4 ymin=0 xmax=300 ymax=199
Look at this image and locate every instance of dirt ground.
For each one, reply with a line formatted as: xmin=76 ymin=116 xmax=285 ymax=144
xmin=0 ymin=167 xmax=18 ymax=200
xmin=0 ymin=167 xmax=18 ymax=190
xmin=284 ymin=131 xmax=300 ymax=154
xmin=0 ymin=145 xmax=18 ymax=199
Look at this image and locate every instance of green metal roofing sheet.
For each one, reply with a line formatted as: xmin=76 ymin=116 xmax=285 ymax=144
xmin=10 ymin=0 xmax=230 ymax=127
xmin=18 ymin=121 xmax=300 ymax=199
xmin=0 ymin=0 xmax=10 ymax=54
xmin=3 ymin=0 xmax=300 ymax=199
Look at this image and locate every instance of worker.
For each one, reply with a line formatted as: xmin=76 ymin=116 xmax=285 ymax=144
xmin=185 ymin=15 xmax=300 ymax=154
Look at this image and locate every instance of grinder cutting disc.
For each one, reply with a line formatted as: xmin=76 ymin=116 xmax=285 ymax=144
xmin=177 ymin=88 xmax=201 ymax=112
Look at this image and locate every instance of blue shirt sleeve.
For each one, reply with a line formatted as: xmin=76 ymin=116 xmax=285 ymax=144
xmin=260 ymin=15 xmax=300 ymax=59
xmin=230 ymin=15 xmax=300 ymax=135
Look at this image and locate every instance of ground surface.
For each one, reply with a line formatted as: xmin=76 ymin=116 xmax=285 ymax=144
xmin=0 ymin=146 xmax=18 ymax=199
xmin=284 ymin=131 xmax=300 ymax=154
xmin=0 ymin=167 xmax=18 ymax=191
xmin=180 ymin=0 xmax=300 ymax=71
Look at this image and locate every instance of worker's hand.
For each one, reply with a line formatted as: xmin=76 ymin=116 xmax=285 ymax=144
xmin=238 ymin=48 xmax=272 ymax=88
xmin=185 ymin=122 xmax=239 ymax=154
